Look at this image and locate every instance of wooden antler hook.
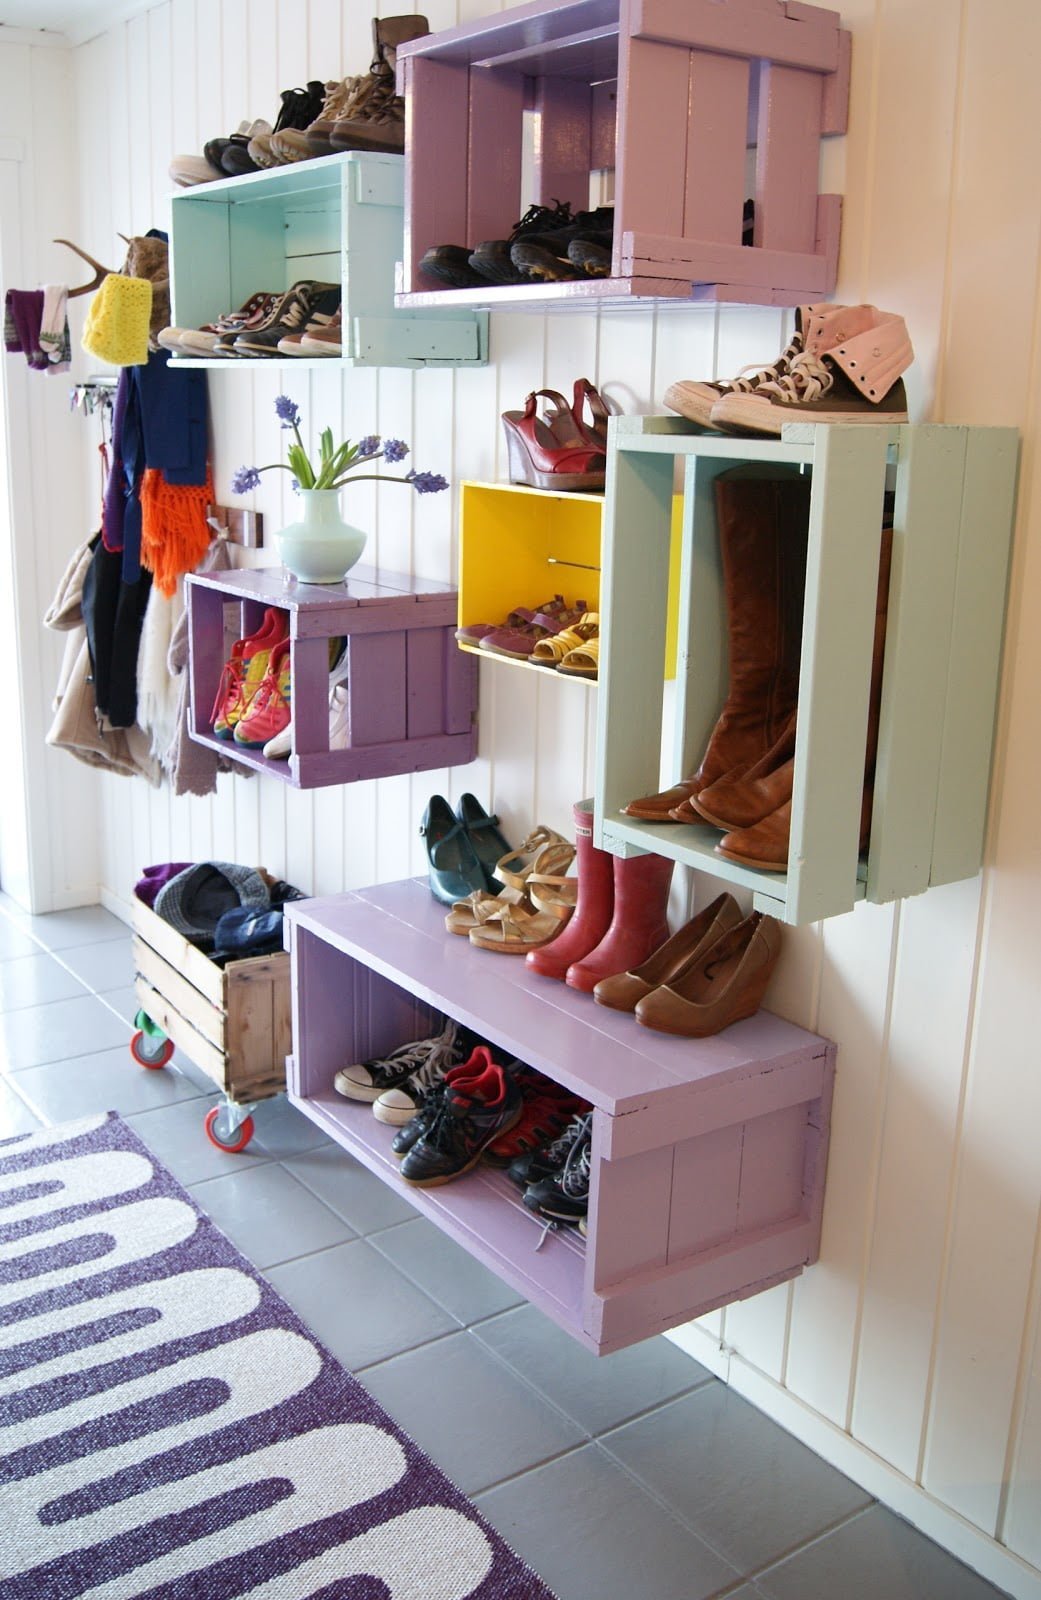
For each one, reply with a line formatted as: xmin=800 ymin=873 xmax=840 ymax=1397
xmin=53 ymin=238 xmax=115 ymax=299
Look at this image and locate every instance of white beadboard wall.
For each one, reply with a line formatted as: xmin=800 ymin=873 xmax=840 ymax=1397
xmin=53 ymin=0 xmax=1041 ymax=1594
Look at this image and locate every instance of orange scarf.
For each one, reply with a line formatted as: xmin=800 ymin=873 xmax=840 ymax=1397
xmin=140 ymin=467 xmax=214 ymax=596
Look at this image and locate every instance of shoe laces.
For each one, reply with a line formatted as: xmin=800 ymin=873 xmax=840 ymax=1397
xmin=401 ymin=1023 xmax=460 ymax=1094
xmin=509 ymin=201 xmax=572 ymax=242
xmin=558 ymin=1114 xmax=592 ymax=1197
xmin=756 ymin=348 xmax=835 ymax=404
xmin=542 ymin=1112 xmax=589 ymax=1168
xmin=274 ymin=86 xmax=320 ymax=134
xmin=210 ymin=656 xmax=245 ymax=722
xmin=340 ymin=64 xmax=400 ymax=121
xmin=719 ymin=329 xmax=806 ymax=396
xmin=248 ymin=666 xmax=290 ymax=717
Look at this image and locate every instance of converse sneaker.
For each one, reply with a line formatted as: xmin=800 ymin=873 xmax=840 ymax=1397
xmin=523 ymin=1112 xmax=592 ymax=1226
xmin=708 ymin=306 xmax=914 ymax=435
xmin=335 ymin=1019 xmax=458 ymax=1106
xmin=233 ymin=285 xmax=340 ymax=356
xmin=664 ymin=303 xmax=849 ymax=430
xmin=399 ymin=1058 xmax=523 ymax=1186
xmin=371 ymin=1023 xmax=474 ymax=1125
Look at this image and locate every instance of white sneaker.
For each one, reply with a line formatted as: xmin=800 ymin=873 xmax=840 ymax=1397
xmin=263 ymin=723 xmax=292 ymax=759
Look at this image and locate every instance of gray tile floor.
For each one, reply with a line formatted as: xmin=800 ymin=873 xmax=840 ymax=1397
xmin=0 ymin=893 xmax=1012 ymax=1600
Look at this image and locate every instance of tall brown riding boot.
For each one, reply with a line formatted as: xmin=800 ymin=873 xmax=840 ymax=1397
xmin=716 ymin=523 xmax=894 ymax=870
xmin=623 ymin=464 xmax=810 ymax=822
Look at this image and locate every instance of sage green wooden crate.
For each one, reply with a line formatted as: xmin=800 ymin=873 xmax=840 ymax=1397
xmin=594 ymin=417 xmax=1019 ymax=925
xmin=169 ymin=151 xmax=487 ymax=369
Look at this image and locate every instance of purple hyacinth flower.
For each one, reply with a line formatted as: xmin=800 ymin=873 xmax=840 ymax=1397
xmin=274 ymin=394 xmax=301 ymax=430
xmin=356 ymin=434 xmax=381 ymax=458
xmin=232 ymin=466 xmax=262 ymax=494
xmin=382 ymin=438 xmax=409 ymax=463
xmin=408 ymin=470 xmax=449 ymax=495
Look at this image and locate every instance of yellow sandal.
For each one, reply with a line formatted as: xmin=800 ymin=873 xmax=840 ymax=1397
xmin=530 ymin=613 xmax=599 ymax=668
xmin=557 ymin=635 xmax=599 ymax=679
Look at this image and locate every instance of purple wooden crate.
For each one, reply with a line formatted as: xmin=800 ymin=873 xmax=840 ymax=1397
xmin=186 ymin=567 xmax=477 ymax=790
xmin=284 ymin=878 xmax=837 ymax=1355
xmin=397 ymin=0 xmax=850 ymax=310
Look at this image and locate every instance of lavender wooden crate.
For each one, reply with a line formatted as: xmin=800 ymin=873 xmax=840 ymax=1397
xmin=186 ymin=566 xmax=477 ymax=790
xmin=397 ymin=0 xmax=849 ymax=311
xmin=284 ymin=878 xmax=836 ymax=1355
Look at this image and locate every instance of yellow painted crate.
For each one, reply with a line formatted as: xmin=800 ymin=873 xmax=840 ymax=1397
xmin=457 ymin=481 xmax=684 ymax=680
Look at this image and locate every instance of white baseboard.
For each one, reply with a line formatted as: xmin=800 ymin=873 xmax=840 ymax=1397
xmin=667 ymin=1323 xmax=1038 ymax=1600
xmin=98 ymin=886 xmax=134 ymax=928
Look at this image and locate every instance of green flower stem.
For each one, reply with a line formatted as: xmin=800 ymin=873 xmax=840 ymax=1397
xmin=326 ymin=473 xmax=413 ymax=490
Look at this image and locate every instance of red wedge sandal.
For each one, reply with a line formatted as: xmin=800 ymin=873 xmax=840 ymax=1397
xmin=501 ymin=389 xmax=607 ymax=491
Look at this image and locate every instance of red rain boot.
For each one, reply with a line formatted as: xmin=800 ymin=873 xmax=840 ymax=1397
xmin=526 ymin=801 xmax=614 ymax=983
xmin=566 ymin=850 xmax=674 ymax=994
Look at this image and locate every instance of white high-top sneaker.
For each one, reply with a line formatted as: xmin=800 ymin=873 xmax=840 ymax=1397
xmin=664 ymin=304 xmax=848 ymax=429
xmin=709 ymin=305 xmax=913 ymax=435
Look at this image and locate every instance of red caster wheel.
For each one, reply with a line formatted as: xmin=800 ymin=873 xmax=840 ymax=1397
xmin=204 ymin=1105 xmax=256 ymax=1153
xmin=130 ymin=1029 xmax=174 ymax=1069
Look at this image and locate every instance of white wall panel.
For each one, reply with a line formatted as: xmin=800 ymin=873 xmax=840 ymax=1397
xmin=56 ymin=1 xmax=1041 ymax=1594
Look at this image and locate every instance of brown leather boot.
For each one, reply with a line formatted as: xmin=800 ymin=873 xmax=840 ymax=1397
xmin=623 ymin=465 xmax=809 ymax=821
xmin=672 ymin=708 xmax=797 ymax=829
xmin=716 ymin=524 xmax=893 ymax=871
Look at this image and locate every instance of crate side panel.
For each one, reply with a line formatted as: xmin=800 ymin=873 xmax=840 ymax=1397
xmin=866 ymin=426 xmax=968 ymax=902
xmin=347 ymin=630 xmax=409 ymax=746
xmin=735 ymin=1101 xmax=810 ymax=1233
xmin=929 ymin=428 xmax=1018 ymax=886
xmin=667 ymin=1125 xmax=742 ymax=1256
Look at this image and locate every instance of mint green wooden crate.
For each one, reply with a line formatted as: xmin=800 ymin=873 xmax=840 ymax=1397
xmin=594 ymin=417 xmax=1018 ymax=926
xmin=169 ymin=152 xmax=487 ymax=369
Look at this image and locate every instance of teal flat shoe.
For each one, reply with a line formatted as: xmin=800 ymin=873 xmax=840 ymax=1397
xmin=420 ymin=794 xmax=487 ymax=905
xmin=456 ymin=793 xmax=513 ymax=893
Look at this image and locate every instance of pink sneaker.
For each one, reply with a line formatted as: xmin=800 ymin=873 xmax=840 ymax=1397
xmin=233 ymin=637 xmax=291 ymax=748
xmin=211 ymin=607 xmax=287 ymax=740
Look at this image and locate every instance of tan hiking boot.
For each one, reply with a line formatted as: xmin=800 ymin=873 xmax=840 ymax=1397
xmin=329 ymin=15 xmax=429 ymax=155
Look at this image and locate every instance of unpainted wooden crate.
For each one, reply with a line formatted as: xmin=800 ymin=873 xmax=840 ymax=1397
xmin=132 ymin=896 xmax=290 ymax=1104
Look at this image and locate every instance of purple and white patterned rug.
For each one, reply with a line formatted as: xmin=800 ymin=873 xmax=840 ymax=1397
xmin=0 ymin=1112 xmax=558 ymax=1599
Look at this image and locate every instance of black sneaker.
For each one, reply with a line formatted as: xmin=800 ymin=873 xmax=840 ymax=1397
xmin=400 ymin=1061 xmax=522 ymax=1187
xmin=507 ymin=1110 xmax=589 ymax=1191
xmin=523 ymin=1112 xmax=592 ymax=1226
xmin=467 ymin=201 xmax=575 ymax=285
xmin=390 ymin=1083 xmax=446 ymax=1157
xmin=509 ymin=207 xmax=614 ymax=284
xmin=333 ymin=1018 xmax=461 ymax=1105
xmin=419 ymin=244 xmax=487 ymax=289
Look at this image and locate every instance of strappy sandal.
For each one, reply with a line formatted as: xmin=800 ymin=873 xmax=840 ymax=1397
xmin=444 ymin=882 xmax=527 ymax=937
xmin=501 ymin=391 xmax=607 ymax=492
xmin=478 ymin=601 xmax=589 ymax=661
xmin=528 ymin=871 xmax=578 ymax=919
xmin=530 ymin=613 xmax=599 ymax=667
xmin=557 ymin=636 xmax=599 ymax=679
xmin=468 ymin=900 xmax=564 ymax=954
xmin=496 ymin=827 xmax=573 ymax=892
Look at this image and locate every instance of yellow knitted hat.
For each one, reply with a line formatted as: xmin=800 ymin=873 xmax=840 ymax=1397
xmin=81 ymin=274 xmax=152 ymax=365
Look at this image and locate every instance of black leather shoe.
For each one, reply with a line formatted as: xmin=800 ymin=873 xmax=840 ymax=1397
xmin=420 ymin=794 xmax=487 ymax=905
xmin=455 ymin=793 xmax=512 ymax=893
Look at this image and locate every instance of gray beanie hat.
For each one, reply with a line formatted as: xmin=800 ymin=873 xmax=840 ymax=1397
xmin=153 ymin=861 xmax=270 ymax=947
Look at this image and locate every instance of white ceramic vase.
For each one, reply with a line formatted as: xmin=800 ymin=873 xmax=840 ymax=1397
xmin=274 ymin=489 xmax=367 ymax=584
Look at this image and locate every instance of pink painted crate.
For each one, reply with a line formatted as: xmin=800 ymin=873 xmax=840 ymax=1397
xmin=284 ymin=878 xmax=836 ymax=1355
xmin=397 ymin=0 xmax=850 ymax=310
xmin=186 ymin=566 xmax=477 ymax=790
